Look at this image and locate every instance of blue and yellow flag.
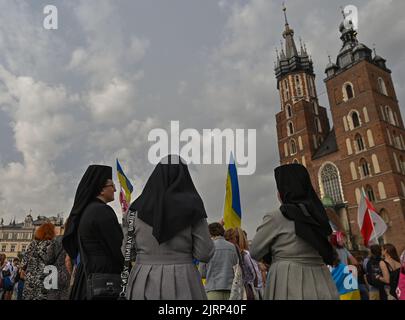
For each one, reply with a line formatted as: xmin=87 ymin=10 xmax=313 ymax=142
xmin=117 ymin=159 xmax=134 ymax=213
xmin=223 ymin=153 xmax=242 ymax=230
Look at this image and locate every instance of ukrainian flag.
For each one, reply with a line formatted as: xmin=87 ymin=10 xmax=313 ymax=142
xmin=116 ymin=159 xmax=133 ymax=204
xmin=223 ymin=153 xmax=242 ymax=230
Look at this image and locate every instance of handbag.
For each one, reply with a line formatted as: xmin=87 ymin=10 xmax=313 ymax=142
xmin=78 ymin=234 xmax=121 ymax=300
xmin=118 ymin=209 xmax=137 ymax=300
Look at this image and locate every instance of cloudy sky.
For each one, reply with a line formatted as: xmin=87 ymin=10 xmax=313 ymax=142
xmin=0 ymin=0 xmax=404 ymax=238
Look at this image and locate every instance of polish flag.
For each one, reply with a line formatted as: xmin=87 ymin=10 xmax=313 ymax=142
xmin=357 ymin=191 xmax=387 ymax=246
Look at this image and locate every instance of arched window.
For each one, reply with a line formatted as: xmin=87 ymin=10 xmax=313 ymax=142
xmin=284 ymin=79 xmax=290 ymax=101
xmin=355 ymin=134 xmax=365 ymax=152
xmin=366 ymin=185 xmax=376 ymax=202
xmin=378 ymin=182 xmax=387 ymax=200
xmin=343 ymin=83 xmax=354 ymax=100
xmin=400 ymin=155 xmax=405 ymax=174
xmin=284 ymin=143 xmax=288 ymax=157
xmin=287 ymin=121 xmax=294 ymax=136
xmin=378 ymin=77 xmax=388 ymax=96
xmin=293 ymin=158 xmax=299 ymax=164
xmin=295 ymin=75 xmax=303 ymax=97
xmin=286 ymin=105 xmax=292 ymax=118
xmin=290 ymin=139 xmax=297 ymax=155
xmin=320 ymin=163 xmax=343 ymax=204
xmin=315 ymin=118 xmax=322 ymax=133
xmin=351 ymin=111 xmax=361 ymax=128
xmin=360 ymin=158 xmax=370 ymax=178
xmin=317 ymin=136 xmax=323 ymax=147
xmin=385 ymin=106 xmax=396 ymax=125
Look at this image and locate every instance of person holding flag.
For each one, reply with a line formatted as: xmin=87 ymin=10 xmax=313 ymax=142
xmin=223 ymin=153 xmax=242 ymax=230
xmin=357 ymin=190 xmax=387 ymax=247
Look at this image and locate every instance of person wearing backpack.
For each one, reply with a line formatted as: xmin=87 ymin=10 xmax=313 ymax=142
xmin=365 ymin=244 xmax=387 ymax=300
xmin=376 ymin=244 xmax=401 ymax=300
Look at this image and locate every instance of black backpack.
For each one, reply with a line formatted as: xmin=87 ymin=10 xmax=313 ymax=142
xmin=366 ymin=257 xmax=386 ymax=289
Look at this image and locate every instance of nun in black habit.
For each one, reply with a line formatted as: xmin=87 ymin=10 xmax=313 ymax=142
xmin=125 ymin=155 xmax=214 ymax=300
xmin=250 ymin=164 xmax=339 ymax=300
xmin=63 ymin=165 xmax=124 ymax=300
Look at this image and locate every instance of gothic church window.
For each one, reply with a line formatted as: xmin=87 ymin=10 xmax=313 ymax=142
xmin=295 ymin=75 xmax=303 ymax=97
xmin=286 ymin=105 xmax=292 ymax=118
xmin=290 ymin=139 xmax=297 ymax=155
xmin=320 ymin=163 xmax=343 ymax=204
xmin=343 ymin=82 xmax=355 ymax=101
xmin=400 ymin=155 xmax=405 ymax=175
xmin=366 ymin=185 xmax=376 ymax=202
xmin=360 ymin=158 xmax=370 ymax=178
xmin=378 ymin=182 xmax=387 ymax=200
xmin=287 ymin=121 xmax=294 ymax=136
xmin=385 ymin=106 xmax=396 ymax=126
xmin=315 ymin=118 xmax=322 ymax=133
xmin=355 ymin=134 xmax=365 ymax=152
xmin=351 ymin=111 xmax=361 ymax=128
xmin=378 ymin=77 xmax=388 ymax=96
xmin=284 ymin=79 xmax=290 ymax=101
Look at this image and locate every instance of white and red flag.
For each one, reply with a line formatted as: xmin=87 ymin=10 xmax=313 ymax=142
xmin=357 ymin=190 xmax=387 ymax=246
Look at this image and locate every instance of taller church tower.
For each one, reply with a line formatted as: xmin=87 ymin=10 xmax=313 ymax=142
xmin=275 ymin=7 xmax=330 ymax=172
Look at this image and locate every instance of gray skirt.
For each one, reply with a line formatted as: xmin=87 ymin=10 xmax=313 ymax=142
xmin=126 ymin=254 xmax=207 ymax=300
xmin=265 ymin=259 xmax=339 ymax=300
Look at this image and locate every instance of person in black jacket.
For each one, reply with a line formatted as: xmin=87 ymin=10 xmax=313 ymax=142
xmin=62 ymin=165 xmax=124 ymax=300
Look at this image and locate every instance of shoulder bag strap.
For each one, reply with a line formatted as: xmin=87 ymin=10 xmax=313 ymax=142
xmin=119 ymin=209 xmax=137 ymax=299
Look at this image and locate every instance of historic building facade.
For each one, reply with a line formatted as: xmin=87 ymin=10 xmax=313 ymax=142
xmin=275 ymin=8 xmax=405 ymax=251
xmin=0 ymin=214 xmax=64 ymax=260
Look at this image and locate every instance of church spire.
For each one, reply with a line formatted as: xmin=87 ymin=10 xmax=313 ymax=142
xmin=282 ymin=5 xmax=298 ymax=59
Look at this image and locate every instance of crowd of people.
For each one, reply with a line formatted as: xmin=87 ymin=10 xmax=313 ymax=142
xmin=1 ymin=156 xmax=405 ymax=300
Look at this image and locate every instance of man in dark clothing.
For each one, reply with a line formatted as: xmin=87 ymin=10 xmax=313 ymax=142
xmin=63 ymin=165 xmax=124 ymax=300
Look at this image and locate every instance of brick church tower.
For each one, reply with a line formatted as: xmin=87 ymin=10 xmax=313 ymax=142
xmin=275 ymin=7 xmax=330 ymax=169
xmin=275 ymin=7 xmax=405 ymax=251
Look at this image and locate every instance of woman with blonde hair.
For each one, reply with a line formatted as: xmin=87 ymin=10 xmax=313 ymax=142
xmin=226 ymin=227 xmax=262 ymax=300
xmin=21 ymin=222 xmax=56 ymax=300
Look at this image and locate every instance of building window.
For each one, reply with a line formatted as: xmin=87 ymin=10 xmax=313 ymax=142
xmin=360 ymin=158 xmax=370 ymax=178
xmin=290 ymin=139 xmax=297 ymax=155
xmin=8 ymin=233 xmax=13 ymax=240
xmin=343 ymin=83 xmax=354 ymax=101
xmin=400 ymin=156 xmax=405 ymax=175
xmin=1 ymin=245 xmax=6 ymax=252
xmin=351 ymin=111 xmax=361 ymax=128
xmin=22 ymin=245 xmax=27 ymax=252
xmin=378 ymin=182 xmax=387 ymax=200
xmin=320 ymin=163 xmax=343 ymax=204
xmin=295 ymin=75 xmax=303 ymax=97
xmin=284 ymin=79 xmax=290 ymax=101
xmin=378 ymin=77 xmax=388 ymax=96
xmin=313 ymin=101 xmax=319 ymax=115
xmin=366 ymin=185 xmax=376 ymax=202
xmin=317 ymin=136 xmax=323 ymax=148
xmin=0 ymin=232 xmax=3 ymax=240
xmin=315 ymin=118 xmax=322 ymax=133
xmin=10 ymin=244 xmax=16 ymax=253
xmin=355 ymin=134 xmax=365 ymax=152
xmin=287 ymin=121 xmax=294 ymax=136
xmin=286 ymin=105 xmax=292 ymax=118
xmin=385 ymin=106 xmax=396 ymax=126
